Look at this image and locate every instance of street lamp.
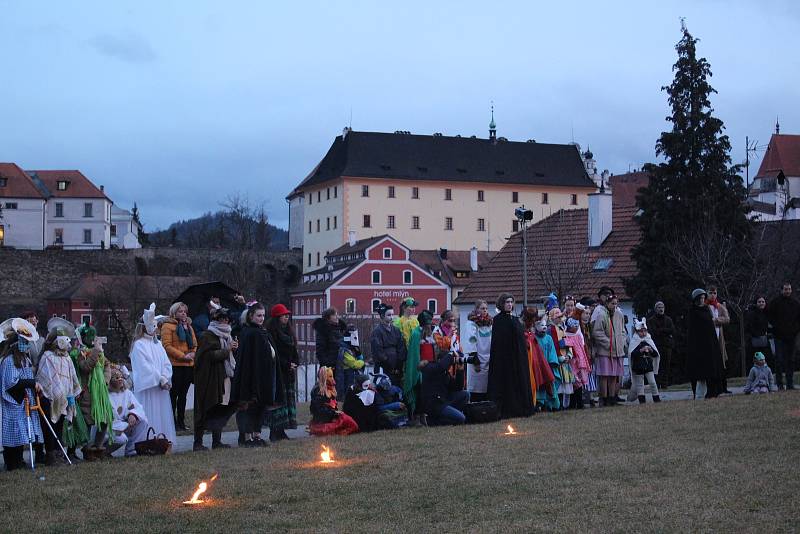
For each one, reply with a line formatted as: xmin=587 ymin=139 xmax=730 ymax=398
xmin=515 ymin=206 xmax=533 ymax=306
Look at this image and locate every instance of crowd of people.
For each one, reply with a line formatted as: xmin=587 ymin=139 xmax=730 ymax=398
xmin=1 ymin=281 xmax=797 ymax=470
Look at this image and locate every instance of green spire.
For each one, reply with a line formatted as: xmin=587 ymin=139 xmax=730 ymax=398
xmin=489 ymin=103 xmax=496 ymax=130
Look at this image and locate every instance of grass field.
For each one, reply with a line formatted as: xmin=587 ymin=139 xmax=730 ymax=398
xmin=1 ymin=392 xmax=798 ymax=533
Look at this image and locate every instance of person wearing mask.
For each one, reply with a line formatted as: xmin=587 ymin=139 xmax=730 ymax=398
xmin=265 ymin=304 xmax=298 ymax=441
xmin=20 ymin=311 xmax=45 ymax=371
xmin=160 ymin=302 xmax=197 ymax=431
xmin=687 ymin=289 xmax=724 ymax=399
xmin=309 ymin=367 xmax=358 ymax=436
xmin=369 ymin=304 xmax=407 ymax=387
xmin=767 ymin=282 xmax=800 ymax=390
xmin=647 ymin=301 xmax=675 ymax=386
xmin=419 ymin=350 xmax=470 ymax=425
xmin=487 ymin=294 xmax=533 ymax=418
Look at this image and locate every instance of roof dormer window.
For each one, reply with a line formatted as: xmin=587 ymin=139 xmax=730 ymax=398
xmin=0 ymin=177 xmax=7 ymax=187
xmin=57 ymin=180 xmax=69 ymax=191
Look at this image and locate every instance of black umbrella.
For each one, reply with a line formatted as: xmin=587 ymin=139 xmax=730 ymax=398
xmin=174 ymin=281 xmax=240 ymax=319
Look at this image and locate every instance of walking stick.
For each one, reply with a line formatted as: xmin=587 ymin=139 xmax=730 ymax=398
xmin=24 ymin=392 xmax=37 ymax=472
xmin=25 ymin=390 xmax=73 ymax=467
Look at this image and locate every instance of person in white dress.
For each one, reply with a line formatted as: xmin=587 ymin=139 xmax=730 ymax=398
xmin=462 ymin=300 xmax=493 ymax=402
xmin=129 ymin=303 xmax=176 ymax=445
xmin=107 ymin=366 xmax=149 ymax=457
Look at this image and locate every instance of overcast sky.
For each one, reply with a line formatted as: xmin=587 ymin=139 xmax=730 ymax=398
xmin=2 ymin=1 xmax=798 ymax=231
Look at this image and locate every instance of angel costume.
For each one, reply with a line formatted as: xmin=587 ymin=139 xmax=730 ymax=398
xmin=108 ymin=387 xmax=149 ymax=457
xmin=130 ymin=304 xmax=176 ymax=445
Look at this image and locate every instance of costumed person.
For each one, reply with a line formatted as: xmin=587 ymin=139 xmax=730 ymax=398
xmin=628 ymin=318 xmax=661 ymax=404
xmin=35 ymin=320 xmax=82 ymax=465
xmin=267 ymin=303 xmax=300 ymax=431
xmin=370 ymin=304 xmax=407 ymax=387
xmin=309 ymin=367 xmax=358 ymax=436
xmin=706 ymin=286 xmax=731 ymax=394
xmin=75 ymin=336 xmax=115 ymax=460
xmin=743 ymin=352 xmax=777 ymax=394
xmin=564 ymin=318 xmax=591 ymax=409
xmin=548 ymin=307 xmax=574 ymax=409
xmin=591 ymin=294 xmax=628 ymax=406
xmin=371 ymin=372 xmax=408 ymax=428
xmin=404 ymin=310 xmax=434 ymax=425
xmin=687 ymin=289 xmax=724 ymax=400
xmin=343 ymin=373 xmax=380 ymax=432
xmin=76 ymin=316 xmax=97 ymax=348
xmin=338 ymin=325 xmax=364 ymax=400
xmin=1 ymin=319 xmax=44 ymax=470
xmin=160 ymin=301 xmax=197 ymax=432
xmin=231 ymin=302 xmax=284 ymax=447
xmin=562 ymin=297 xmax=577 ymax=322
xmin=433 ymin=309 xmax=466 ymax=391
xmin=20 ymin=311 xmax=45 ymax=371
xmin=129 ymin=303 xmax=176 ymax=446
xmin=487 ymin=294 xmax=533 ymax=418
xmin=534 ymin=318 xmax=561 ymax=411
xmin=193 ymin=304 xmax=238 ymax=451
xmin=107 ymin=366 xmax=148 ymax=457
xmin=462 ymin=301 xmax=493 ymax=402
xmin=578 ymin=299 xmax=598 ymax=407
xmin=313 ymin=307 xmax=348 ymax=396
xmin=522 ymin=308 xmax=555 ymax=410
xmin=394 ymin=297 xmax=420 ymax=348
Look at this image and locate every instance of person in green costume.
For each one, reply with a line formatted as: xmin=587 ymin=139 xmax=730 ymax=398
xmin=403 ymin=310 xmax=435 ymax=426
xmin=74 ymin=338 xmax=116 ymax=460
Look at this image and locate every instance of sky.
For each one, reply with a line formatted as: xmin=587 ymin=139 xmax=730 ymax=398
xmin=1 ymin=1 xmax=798 ymax=231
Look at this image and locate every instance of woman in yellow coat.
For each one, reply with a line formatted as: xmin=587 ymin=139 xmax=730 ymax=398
xmin=160 ymin=302 xmax=197 ymax=431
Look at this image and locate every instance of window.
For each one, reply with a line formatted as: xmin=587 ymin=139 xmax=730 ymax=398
xmin=412 ymin=216 xmax=420 ymax=229
xmin=371 ymin=270 xmax=381 ymax=284
xmin=445 ymin=217 xmax=453 ymax=231
xmin=512 ymin=220 xmax=520 ymax=232
xmin=326 ymin=217 xmax=330 ymax=231
xmin=371 ymin=299 xmax=381 ymax=312
xmin=593 ymin=258 xmax=614 ymax=271
xmin=363 ymin=214 xmax=371 ymax=228
xmin=327 ymin=188 xmax=330 ymax=200
xmin=4 ymin=202 xmax=17 ymax=210
xmin=362 ymin=185 xmax=369 ymax=197
xmin=334 ymin=186 xmax=338 ymax=198
xmin=307 ymin=253 xmax=311 ymax=267
xmin=308 ymin=221 xmax=312 ymax=234
xmin=478 ymin=190 xmax=484 ymax=202
xmin=427 ymin=299 xmax=437 ymax=314
xmin=0 ymin=178 xmax=6 ymax=187
xmin=316 ymin=219 xmax=320 ymax=232
xmin=308 ymin=193 xmax=312 ymax=205
xmin=84 ymin=203 xmax=93 ymax=217
xmin=316 ymin=252 xmax=321 ymax=266
xmin=383 ymin=247 xmax=392 ymax=259
xmin=333 ymin=216 xmax=337 ymax=229
xmin=54 ymin=228 xmax=63 ymax=244
xmin=110 ymin=224 xmax=117 ymax=237
xmin=83 ymin=229 xmax=92 ymax=243
xmin=477 ymin=218 xmax=485 ymax=231
xmin=345 ymin=299 xmax=356 ymax=314
xmin=300 ymin=300 xmax=305 ymax=315
xmin=571 ymin=194 xmax=578 ymax=205
xmin=403 ymin=270 xmax=412 ymax=284
xmin=57 ymin=180 xmax=68 ymax=191
xmin=412 ymin=187 xmax=419 ymax=199
xmin=542 ymin=192 xmax=549 ymax=205
xmin=317 ymin=191 xmax=321 ymax=203
xmin=388 ymin=186 xmax=395 ymax=198
xmin=445 ymin=188 xmax=452 ymax=201
xmin=53 ymin=202 xmax=64 ymax=217
xmin=387 ymin=215 xmax=395 ymax=229
xmin=313 ymin=299 xmax=317 ymax=315
xmin=512 ymin=191 xmax=519 ymax=203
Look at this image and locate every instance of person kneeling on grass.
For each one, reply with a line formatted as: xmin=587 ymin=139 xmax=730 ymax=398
xmin=309 ymin=367 xmax=358 ymax=436
xmin=420 ymin=351 xmax=470 ymax=425
xmin=744 ymin=352 xmax=777 ymax=394
xmin=371 ymin=373 xmax=408 ymax=428
xmin=107 ymin=366 xmax=149 ymax=457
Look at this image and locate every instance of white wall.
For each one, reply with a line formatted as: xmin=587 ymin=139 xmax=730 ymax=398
xmin=288 ymin=194 xmax=304 ymax=249
xmin=45 ymin=198 xmax=111 ymax=248
xmin=0 ymin=198 xmax=45 ymax=249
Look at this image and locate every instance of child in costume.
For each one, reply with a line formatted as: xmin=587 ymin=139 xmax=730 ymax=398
xmin=309 ymin=367 xmax=358 ymax=436
xmin=339 ymin=325 xmax=365 ymax=399
xmin=433 ymin=310 xmax=466 ymax=391
xmin=462 ymin=301 xmax=493 ymax=402
xmin=36 ymin=320 xmax=82 ymax=465
xmin=743 ymin=352 xmax=777 ymax=394
xmin=534 ymin=319 xmax=561 ymax=411
xmin=629 ymin=318 xmax=661 ymax=403
xmin=521 ymin=307 xmax=547 ymax=408
xmin=372 ymin=373 xmax=408 ymax=428
xmin=394 ymin=297 xmax=420 ymax=348
xmin=1 ymin=319 xmax=44 ymax=470
xmin=548 ymin=307 xmax=574 ymax=408
xmin=107 ymin=366 xmax=149 ymax=457
xmin=564 ymin=318 xmax=591 ymax=409
xmin=74 ymin=336 xmax=115 ymax=460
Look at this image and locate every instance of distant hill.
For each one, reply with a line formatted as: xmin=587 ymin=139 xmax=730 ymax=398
xmin=147 ymin=210 xmax=288 ymax=250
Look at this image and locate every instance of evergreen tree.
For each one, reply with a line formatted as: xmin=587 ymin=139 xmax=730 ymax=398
xmin=626 ymin=24 xmax=751 ymax=316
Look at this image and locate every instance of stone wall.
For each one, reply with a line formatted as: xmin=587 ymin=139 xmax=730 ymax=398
xmin=0 ymin=247 xmax=302 ymax=320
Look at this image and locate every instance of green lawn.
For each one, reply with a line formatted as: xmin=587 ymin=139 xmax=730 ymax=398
xmin=2 ymin=393 xmax=798 ymax=532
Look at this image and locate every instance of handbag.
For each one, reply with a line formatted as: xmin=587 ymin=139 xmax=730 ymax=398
xmin=134 ymin=427 xmax=172 ymax=456
xmin=224 ymin=353 xmax=236 ymax=378
xmin=463 ymin=401 xmax=500 ymax=424
xmin=751 ymin=335 xmax=768 ymax=348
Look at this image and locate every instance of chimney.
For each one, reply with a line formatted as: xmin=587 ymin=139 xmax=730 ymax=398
xmin=439 ymin=248 xmax=448 ymax=260
xmin=588 ymin=183 xmax=612 ymax=247
xmin=100 ymin=185 xmax=104 ymax=192
xmin=348 ymin=231 xmax=357 ymax=247
xmin=470 ymin=246 xmax=478 ymax=272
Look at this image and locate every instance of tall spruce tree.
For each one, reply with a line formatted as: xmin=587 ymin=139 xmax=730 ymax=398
xmin=626 ymin=24 xmax=751 ymax=317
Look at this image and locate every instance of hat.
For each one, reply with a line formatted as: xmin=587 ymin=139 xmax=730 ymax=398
xmin=47 ymin=317 xmax=76 ymax=339
xmin=11 ymin=318 xmax=39 ymax=342
xmin=691 ymin=288 xmax=707 ymax=301
xmin=271 ymin=303 xmax=292 ymax=318
xmin=545 ymin=292 xmax=558 ymax=312
xmin=417 ymin=310 xmax=433 ymax=326
xmin=566 ymin=318 xmax=580 ymax=330
xmin=634 ymin=317 xmax=648 ymax=331
xmin=210 ymin=307 xmax=230 ymax=321
xmin=754 ymin=352 xmax=765 ymax=362
xmin=401 ymin=297 xmax=419 ymax=308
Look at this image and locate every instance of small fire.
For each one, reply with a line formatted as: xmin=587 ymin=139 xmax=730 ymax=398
xmin=183 ymin=474 xmax=218 ymax=505
xmin=505 ymin=425 xmax=517 ymax=435
xmin=320 ymin=445 xmax=334 ymax=464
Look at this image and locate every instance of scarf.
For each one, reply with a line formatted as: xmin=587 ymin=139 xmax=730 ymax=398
xmin=275 ymin=324 xmax=295 ymax=347
xmin=207 ymin=321 xmax=232 ymax=350
xmin=439 ymin=322 xmax=454 ymax=338
xmin=468 ymin=311 xmax=493 ymax=327
xmin=176 ymin=321 xmax=195 ymax=349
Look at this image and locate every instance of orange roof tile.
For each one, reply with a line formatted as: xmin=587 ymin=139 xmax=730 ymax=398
xmin=756 ymin=134 xmax=800 ymax=178
xmin=0 ymin=163 xmax=45 ymax=199
xmin=27 ymin=170 xmax=109 ymax=199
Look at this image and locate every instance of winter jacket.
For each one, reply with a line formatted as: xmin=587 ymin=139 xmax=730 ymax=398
xmin=310 ymin=386 xmax=337 ymax=423
xmin=160 ymin=319 xmax=197 ymax=367
xmin=647 ymin=313 xmax=675 ymax=350
xmin=745 ymin=307 xmax=770 ymax=338
xmin=420 ymin=353 xmax=456 ymax=415
xmin=743 ymin=365 xmax=777 ymax=393
xmin=686 ymin=304 xmax=724 ymax=382
xmin=767 ymin=295 xmax=800 ymax=339
xmin=369 ymin=323 xmax=407 ymax=372
xmin=193 ymin=330 xmax=230 ymax=425
xmin=313 ymin=318 xmax=347 ymax=368
xmin=591 ymin=306 xmax=628 ymax=358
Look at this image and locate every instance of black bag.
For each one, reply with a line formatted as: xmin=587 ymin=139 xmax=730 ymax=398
xmin=463 ymin=401 xmax=500 ymax=424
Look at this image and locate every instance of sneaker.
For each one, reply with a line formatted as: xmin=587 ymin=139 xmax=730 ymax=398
xmin=193 ymin=443 xmax=208 ymax=452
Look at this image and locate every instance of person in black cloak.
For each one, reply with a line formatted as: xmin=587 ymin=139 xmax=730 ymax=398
xmin=230 ymin=302 xmax=285 ymax=447
xmin=686 ymin=288 xmax=724 ymax=399
xmin=343 ymin=373 xmax=380 ymax=432
xmin=487 ymin=293 xmax=533 ymax=418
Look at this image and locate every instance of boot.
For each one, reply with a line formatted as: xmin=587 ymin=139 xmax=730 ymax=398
xmin=575 ymin=390 xmax=585 ymax=409
xmin=269 ymin=429 xmax=289 ymax=442
xmin=211 ymin=430 xmax=230 ymax=449
xmin=193 ymin=428 xmax=207 ymax=452
xmin=34 ymin=443 xmax=47 ymax=466
xmin=638 ymin=395 xmax=646 ymax=404
xmin=653 ymin=395 xmax=661 ymax=402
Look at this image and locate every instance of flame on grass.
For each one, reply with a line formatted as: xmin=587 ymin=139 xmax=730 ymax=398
xmin=183 ymin=474 xmax=219 ymax=505
xmin=504 ymin=425 xmax=517 ymax=435
xmin=320 ymin=445 xmax=335 ymax=464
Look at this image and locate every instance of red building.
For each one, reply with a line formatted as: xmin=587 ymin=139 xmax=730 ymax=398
xmin=291 ymin=235 xmax=451 ymax=363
